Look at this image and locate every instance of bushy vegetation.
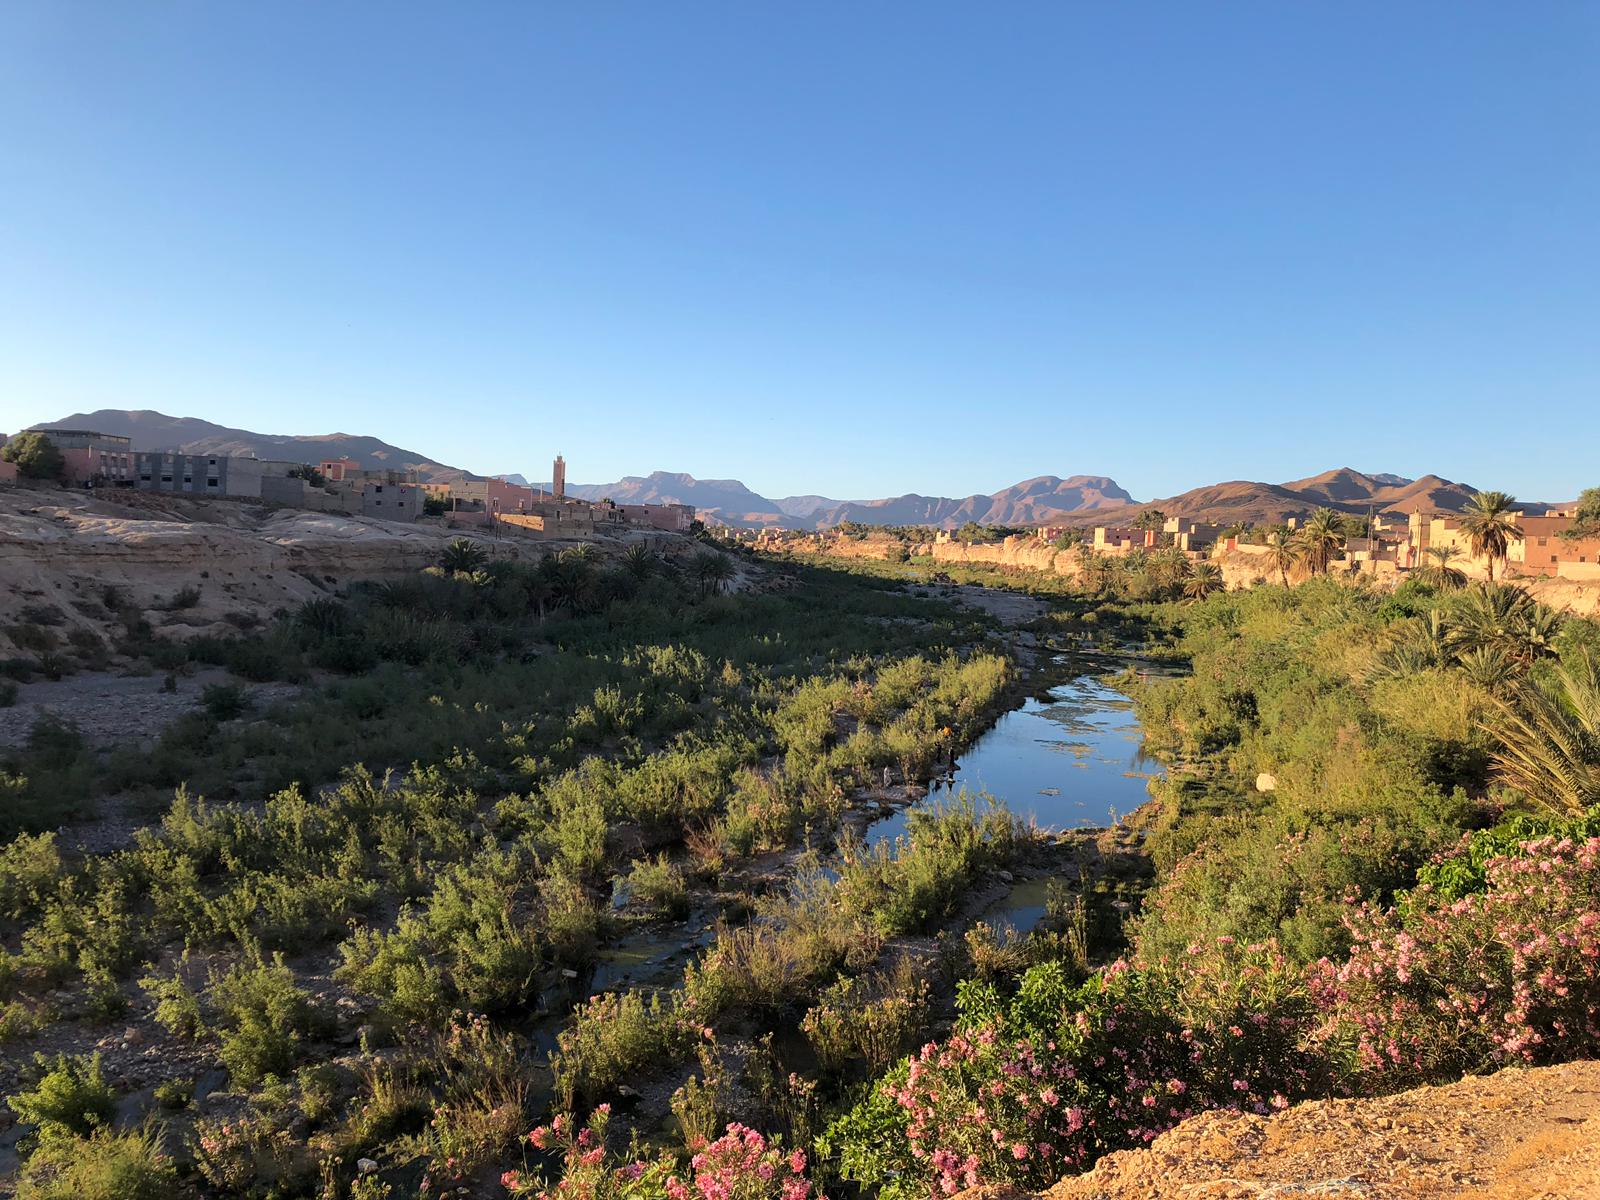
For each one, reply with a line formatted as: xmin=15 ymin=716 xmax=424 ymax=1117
xmin=2 ymin=535 xmax=1596 ymax=1200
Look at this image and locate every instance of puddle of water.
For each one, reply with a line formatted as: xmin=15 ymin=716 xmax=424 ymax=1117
xmin=986 ymin=875 xmax=1052 ymax=933
xmin=868 ymin=669 xmax=1166 ymax=846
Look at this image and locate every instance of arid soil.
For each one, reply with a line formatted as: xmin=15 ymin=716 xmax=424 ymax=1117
xmin=969 ymin=1059 xmax=1600 ymax=1200
xmin=0 ymin=484 xmax=697 ymax=657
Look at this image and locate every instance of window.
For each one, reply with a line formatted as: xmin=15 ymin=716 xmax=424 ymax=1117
xmin=209 ymin=459 xmax=217 ymax=465
xmin=207 ymin=479 xmax=219 ymax=488
xmin=1538 ymin=537 xmax=1548 ymax=546
xmin=161 ymin=475 xmax=173 ymax=483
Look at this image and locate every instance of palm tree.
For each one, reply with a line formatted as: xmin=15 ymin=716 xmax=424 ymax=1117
xmin=1456 ymin=645 xmax=1520 ymax=695
xmin=1134 ymin=509 xmax=1167 ymax=546
xmin=1448 ymin=582 xmax=1560 ymax=668
xmin=692 ymin=550 xmax=734 ymax=596
xmin=621 ymin=543 xmax=656 ymax=582
xmin=1369 ymin=609 xmax=1454 ymax=681
xmin=1181 ymin=561 xmax=1224 ymax=602
xmin=1458 ymin=490 xmax=1522 ymax=582
xmin=706 ymin=554 xmax=735 ymax=595
xmin=440 ymin=538 xmax=487 ymax=574
xmin=1485 ymin=651 xmax=1600 ymax=815
xmin=1294 ymin=509 xmax=1345 ymax=576
xmin=1264 ymin=531 xmax=1297 ymax=588
xmin=1415 ymin=545 xmax=1467 ymax=590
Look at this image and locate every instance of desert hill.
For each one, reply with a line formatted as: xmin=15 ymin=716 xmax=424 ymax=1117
xmin=1081 ymin=467 xmax=1482 ymax=529
xmin=811 ymin=475 xmax=1135 ymax=530
xmin=34 ymin=410 xmax=465 ymax=483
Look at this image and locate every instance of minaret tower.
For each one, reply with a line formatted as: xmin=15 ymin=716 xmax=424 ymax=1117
xmin=552 ymin=454 xmax=566 ymax=500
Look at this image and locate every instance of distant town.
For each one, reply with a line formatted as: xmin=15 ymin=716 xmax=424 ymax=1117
xmin=0 ymin=425 xmax=694 ymax=538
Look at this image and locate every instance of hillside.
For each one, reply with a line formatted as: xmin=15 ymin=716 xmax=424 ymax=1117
xmin=1082 ymin=467 xmax=1482 ymax=528
xmin=25 ymin=411 xmax=1498 ymax=530
xmin=34 ymin=410 xmax=465 ymax=482
xmin=1025 ymin=1059 xmax=1600 ymax=1200
xmin=812 ymin=475 xmax=1134 ymax=529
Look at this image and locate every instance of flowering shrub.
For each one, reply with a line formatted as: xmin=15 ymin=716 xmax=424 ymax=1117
xmin=665 ymin=1124 xmax=823 ymax=1200
xmin=502 ymin=1110 xmax=820 ymax=1200
xmin=841 ymin=940 xmax=1320 ymax=1196
xmin=1311 ymin=834 xmax=1600 ymax=1086
xmin=502 ymin=1106 xmax=672 ymax=1200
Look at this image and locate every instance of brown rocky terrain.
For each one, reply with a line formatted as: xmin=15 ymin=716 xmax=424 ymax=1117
xmin=0 ymin=485 xmax=685 ymax=660
xmin=960 ymin=1059 xmax=1600 ymax=1200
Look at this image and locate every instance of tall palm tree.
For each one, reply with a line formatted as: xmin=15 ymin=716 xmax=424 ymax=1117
xmin=1295 ymin=509 xmax=1345 ymax=576
xmin=1485 ymin=650 xmax=1600 ymax=815
xmin=1181 ymin=561 xmax=1225 ymax=602
xmin=1264 ymin=531 xmax=1297 ymax=588
xmin=1415 ymin=545 xmax=1467 ymax=590
xmin=1458 ymin=490 xmax=1522 ymax=582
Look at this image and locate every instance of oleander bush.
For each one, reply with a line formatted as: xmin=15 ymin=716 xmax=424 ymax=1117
xmin=1310 ymin=830 xmax=1600 ymax=1086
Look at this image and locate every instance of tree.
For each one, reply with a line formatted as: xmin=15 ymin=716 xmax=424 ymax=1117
xmin=1448 ymin=582 xmax=1561 ymax=669
xmin=0 ymin=431 xmax=65 ymax=481
xmin=1134 ymin=509 xmax=1168 ymax=547
xmin=1415 ymin=545 xmax=1467 ymax=590
xmin=1458 ymin=490 xmax=1522 ymax=582
xmin=439 ymin=538 xmax=488 ymax=573
xmin=1294 ymin=508 xmax=1345 ymax=576
xmin=1264 ymin=531 xmax=1297 ymax=588
xmin=1486 ymin=650 xmax=1600 ymax=815
xmin=691 ymin=550 xmax=734 ymax=596
xmin=621 ymin=544 xmax=656 ymax=581
xmin=1181 ymin=561 xmax=1225 ymax=602
xmin=1561 ymin=487 xmax=1600 ymax=540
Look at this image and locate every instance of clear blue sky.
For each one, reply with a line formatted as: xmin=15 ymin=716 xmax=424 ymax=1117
xmin=1 ymin=3 xmax=1596 ymax=501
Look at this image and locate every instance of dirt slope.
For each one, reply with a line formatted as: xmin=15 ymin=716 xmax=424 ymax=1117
xmin=1003 ymin=1059 xmax=1600 ymax=1200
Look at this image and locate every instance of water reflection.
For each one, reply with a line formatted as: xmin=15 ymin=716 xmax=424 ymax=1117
xmin=867 ymin=670 xmax=1164 ymax=848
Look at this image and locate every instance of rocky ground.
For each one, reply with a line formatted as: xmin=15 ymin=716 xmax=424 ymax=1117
xmin=956 ymin=1058 xmax=1600 ymax=1200
xmin=0 ymin=484 xmax=692 ymax=659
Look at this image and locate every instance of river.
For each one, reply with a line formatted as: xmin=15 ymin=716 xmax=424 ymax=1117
xmin=866 ymin=665 xmax=1166 ymax=848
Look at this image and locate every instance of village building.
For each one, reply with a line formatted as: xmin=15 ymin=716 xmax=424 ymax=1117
xmin=29 ymin=428 xmax=136 ymax=487
xmin=133 ymin=451 xmax=304 ymax=499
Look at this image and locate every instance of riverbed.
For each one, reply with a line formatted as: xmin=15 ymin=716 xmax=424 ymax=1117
xmin=867 ymin=667 xmax=1166 ymax=847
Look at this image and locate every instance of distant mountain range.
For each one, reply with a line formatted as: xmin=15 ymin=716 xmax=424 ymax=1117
xmin=31 ymin=410 xmax=1499 ymax=530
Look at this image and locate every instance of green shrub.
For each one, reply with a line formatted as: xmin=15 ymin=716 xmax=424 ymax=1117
xmin=14 ymin=1127 xmax=176 ymax=1200
xmin=837 ymin=793 xmax=1024 ymax=935
xmin=801 ymin=958 xmax=932 ymax=1077
xmin=139 ymin=961 xmax=205 ymax=1040
xmin=160 ymin=585 xmax=201 ymax=611
xmin=8 ymin=1052 xmax=117 ymax=1141
xmin=209 ymin=952 xmax=324 ymax=1086
xmin=621 ymin=853 xmax=689 ymax=919
xmin=0 ymin=832 xmax=64 ymax=919
xmin=551 ymin=989 xmax=697 ymax=1109
xmin=200 ymin=682 xmax=252 ymax=721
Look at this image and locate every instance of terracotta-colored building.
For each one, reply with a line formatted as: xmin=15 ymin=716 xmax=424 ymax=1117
xmin=33 ymin=429 xmax=136 ymax=487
